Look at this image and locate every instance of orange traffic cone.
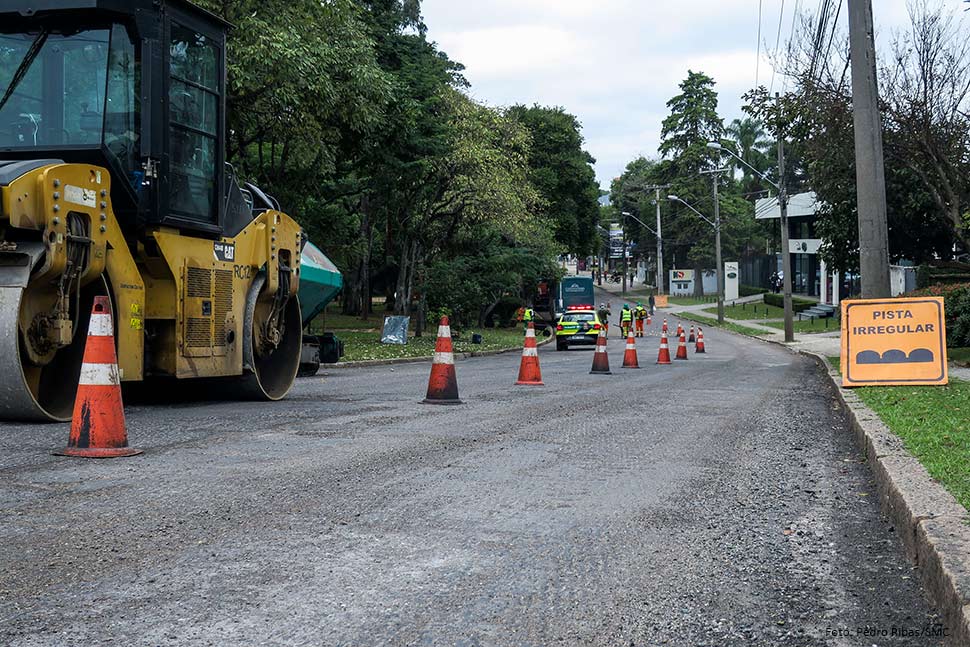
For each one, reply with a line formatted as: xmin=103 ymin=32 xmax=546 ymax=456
xmin=516 ymin=322 xmax=544 ymax=386
xmin=676 ymin=322 xmax=684 ymax=338
xmin=688 ymin=324 xmax=696 ymax=343
xmin=675 ymin=331 xmax=689 ymax=360
xmin=54 ymin=297 xmax=141 ymax=458
xmin=647 ymin=313 xmax=652 ymax=326
xmin=695 ymin=327 xmax=706 ymax=354
xmin=589 ymin=328 xmax=612 ymax=375
xmin=662 ymin=318 xmax=668 ymax=334
xmin=657 ymin=332 xmax=672 ymax=365
xmin=622 ymin=330 xmax=640 ymax=369
xmin=422 ymin=316 xmax=463 ymax=405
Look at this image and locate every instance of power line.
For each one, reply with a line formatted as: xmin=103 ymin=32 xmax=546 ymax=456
xmin=756 ymin=0 xmax=764 ymax=87
xmin=820 ymin=0 xmax=844 ymax=78
xmin=769 ymin=0 xmax=787 ymax=94
xmin=782 ymin=0 xmax=801 ymax=92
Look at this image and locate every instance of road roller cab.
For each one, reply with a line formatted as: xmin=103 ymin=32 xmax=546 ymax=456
xmin=0 ymin=1 xmax=310 ymax=421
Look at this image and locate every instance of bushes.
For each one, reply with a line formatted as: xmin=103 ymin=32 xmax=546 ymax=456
xmin=740 ymin=284 xmax=768 ymax=297
xmin=909 ymin=283 xmax=970 ymax=348
xmin=763 ymin=292 xmax=817 ymax=314
xmin=916 ymin=262 xmax=970 ymax=289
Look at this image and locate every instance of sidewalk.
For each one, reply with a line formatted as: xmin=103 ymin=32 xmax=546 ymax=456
xmin=663 ymin=302 xmax=970 ymax=380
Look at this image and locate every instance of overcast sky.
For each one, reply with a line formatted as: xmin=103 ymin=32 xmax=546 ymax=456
xmin=421 ymin=1 xmax=927 ymax=189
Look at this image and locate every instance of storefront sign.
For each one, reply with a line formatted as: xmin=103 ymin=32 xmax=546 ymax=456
xmin=789 ymin=238 xmax=821 ymax=254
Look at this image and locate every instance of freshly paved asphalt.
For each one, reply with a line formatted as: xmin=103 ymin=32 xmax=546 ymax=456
xmin=0 ymin=314 xmax=945 ymax=646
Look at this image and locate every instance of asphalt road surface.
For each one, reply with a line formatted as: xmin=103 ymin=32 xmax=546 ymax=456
xmin=0 ymin=314 xmax=945 ymax=646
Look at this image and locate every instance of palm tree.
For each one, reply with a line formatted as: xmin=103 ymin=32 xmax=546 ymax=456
xmin=724 ymin=117 xmax=772 ymax=194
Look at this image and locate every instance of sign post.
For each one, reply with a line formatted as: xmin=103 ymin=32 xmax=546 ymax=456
xmin=840 ymin=297 xmax=948 ymax=387
xmin=724 ymin=262 xmax=739 ymax=301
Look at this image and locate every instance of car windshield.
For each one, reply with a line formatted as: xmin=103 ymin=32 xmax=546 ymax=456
xmin=0 ymin=25 xmax=137 ymax=169
xmin=562 ymin=313 xmax=596 ymax=323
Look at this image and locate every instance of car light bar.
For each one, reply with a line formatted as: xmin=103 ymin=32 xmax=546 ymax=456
xmin=566 ymin=304 xmax=592 ymax=310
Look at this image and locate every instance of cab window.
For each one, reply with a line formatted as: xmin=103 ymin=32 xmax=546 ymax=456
xmin=169 ymin=22 xmax=219 ymax=222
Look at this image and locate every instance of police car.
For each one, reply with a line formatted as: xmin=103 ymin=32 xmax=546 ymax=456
xmin=554 ymin=305 xmax=605 ymax=350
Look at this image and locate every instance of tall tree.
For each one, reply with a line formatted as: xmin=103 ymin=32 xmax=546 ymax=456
xmin=659 ymin=70 xmax=723 ymax=173
xmin=507 ymin=105 xmax=602 ymax=257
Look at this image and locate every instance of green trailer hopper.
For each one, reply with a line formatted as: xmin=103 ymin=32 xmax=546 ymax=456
xmin=299 ymin=241 xmax=343 ymax=325
xmin=298 ymin=241 xmax=344 ymax=374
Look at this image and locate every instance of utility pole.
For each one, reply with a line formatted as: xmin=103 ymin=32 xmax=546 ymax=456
xmin=777 ymin=136 xmax=795 ymax=342
xmin=713 ymin=178 xmax=724 ymax=324
xmin=699 ymin=169 xmax=726 ymax=324
xmin=655 ymin=188 xmax=664 ymax=295
xmin=621 ymin=222 xmax=628 ymax=295
xmin=638 ymin=184 xmax=670 ymax=294
xmin=848 ymin=0 xmax=891 ymax=298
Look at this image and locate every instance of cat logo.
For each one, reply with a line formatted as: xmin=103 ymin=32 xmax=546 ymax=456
xmin=841 ymin=297 xmax=948 ymax=387
xmin=213 ymin=242 xmax=235 ymax=262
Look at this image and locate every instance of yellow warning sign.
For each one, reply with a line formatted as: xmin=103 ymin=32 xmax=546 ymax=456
xmin=841 ymin=297 xmax=948 ymax=387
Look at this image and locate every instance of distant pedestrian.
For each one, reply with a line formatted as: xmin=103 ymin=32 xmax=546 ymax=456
xmin=648 ymin=293 xmax=655 ymax=315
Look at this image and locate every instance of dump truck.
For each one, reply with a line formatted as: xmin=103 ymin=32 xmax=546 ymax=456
xmin=0 ymin=0 xmax=341 ymax=421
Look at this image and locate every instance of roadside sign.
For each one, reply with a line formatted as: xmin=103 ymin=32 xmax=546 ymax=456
xmin=841 ymin=297 xmax=948 ymax=387
xmin=655 ymin=295 xmax=668 ymax=308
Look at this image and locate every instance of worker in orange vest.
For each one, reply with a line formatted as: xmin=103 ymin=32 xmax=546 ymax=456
xmin=634 ymin=302 xmax=647 ymax=337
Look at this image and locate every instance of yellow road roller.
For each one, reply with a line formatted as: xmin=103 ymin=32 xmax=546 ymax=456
xmin=0 ymin=0 xmax=316 ymax=421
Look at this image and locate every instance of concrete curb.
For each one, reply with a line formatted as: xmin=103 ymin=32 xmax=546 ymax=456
xmin=798 ymin=349 xmax=970 ymax=645
xmin=658 ymin=312 xmax=970 ymax=643
xmin=325 ymin=333 xmax=555 ymax=370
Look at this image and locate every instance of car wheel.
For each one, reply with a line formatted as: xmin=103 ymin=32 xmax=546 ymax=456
xmin=556 ymin=341 xmax=567 ymax=351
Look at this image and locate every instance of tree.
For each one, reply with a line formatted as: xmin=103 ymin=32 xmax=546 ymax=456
xmin=749 ymin=0 xmax=970 ymax=273
xmin=507 ymin=105 xmax=602 ymax=257
xmin=724 ymin=117 xmax=772 ymax=195
xmin=659 ymin=70 xmax=723 ymax=172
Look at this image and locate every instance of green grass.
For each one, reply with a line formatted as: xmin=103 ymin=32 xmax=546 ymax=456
xmin=337 ymin=327 xmax=532 ymax=362
xmin=666 ymin=295 xmax=720 ymax=306
xmin=763 ymin=317 xmax=841 ymax=334
xmin=703 ymin=301 xmax=786 ymax=320
xmin=859 ymin=380 xmax=970 ymax=511
xmin=678 ymin=313 xmax=770 ymax=338
xmin=827 ymin=355 xmax=970 ymax=512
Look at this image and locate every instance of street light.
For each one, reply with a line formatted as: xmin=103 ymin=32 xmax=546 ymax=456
xmin=622 ymin=211 xmax=661 ymax=295
xmin=594 ymin=224 xmax=611 ymax=286
xmin=709 ymin=140 xmax=794 ymax=342
xmin=668 ymin=195 xmax=724 ymax=324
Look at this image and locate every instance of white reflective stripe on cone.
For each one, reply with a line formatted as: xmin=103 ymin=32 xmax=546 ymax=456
xmin=522 ymin=347 xmax=538 ymax=357
xmin=437 ymin=326 xmax=451 ymax=338
xmin=78 ymin=362 xmax=120 ymax=386
xmin=88 ymin=313 xmax=113 ymax=337
xmin=525 ymin=328 xmax=535 ymax=338
xmin=595 ymin=346 xmax=607 ymax=353
xmin=432 ymin=352 xmax=455 ymax=365
xmin=626 ymin=343 xmax=635 ymax=350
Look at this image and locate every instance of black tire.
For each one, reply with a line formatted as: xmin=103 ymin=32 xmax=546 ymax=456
xmin=556 ymin=340 xmax=567 ymax=351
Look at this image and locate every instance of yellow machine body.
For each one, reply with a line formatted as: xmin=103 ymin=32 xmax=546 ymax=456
xmin=0 ymin=162 xmax=304 ymax=420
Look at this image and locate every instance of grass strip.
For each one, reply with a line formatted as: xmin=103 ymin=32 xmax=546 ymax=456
xmin=337 ymin=328 xmax=530 ymax=362
xmin=702 ymin=302 xmax=787 ymax=320
xmin=676 ymin=313 xmax=770 ymax=338
xmin=827 ymin=356 xmax=970 ymax=512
